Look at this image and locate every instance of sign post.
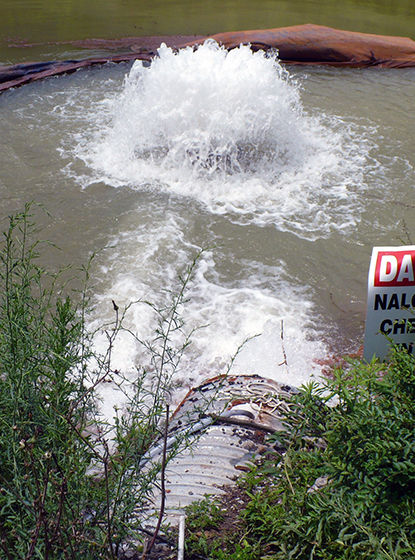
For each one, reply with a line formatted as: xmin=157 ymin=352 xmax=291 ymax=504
xmin=364 ymin=246 xmax=415 ymax=362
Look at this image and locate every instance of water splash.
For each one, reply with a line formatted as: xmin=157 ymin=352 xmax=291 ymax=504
xmin=89 ymin=216 xmax=327 ymax=411
xmin=77 ymin=41 xmax=369 ymax=239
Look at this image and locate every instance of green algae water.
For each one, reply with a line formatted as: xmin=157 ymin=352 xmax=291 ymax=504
xmin=1 ymin=0 xmax=415 ymax=407
xmin=1 ymin=0 xmax=415 ymax=64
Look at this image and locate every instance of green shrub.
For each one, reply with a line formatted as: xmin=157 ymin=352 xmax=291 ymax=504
xmin=241 ymin=349 xmax=415 ymax=559
xmin=0 ymin=205 xmax=203 ymax=559
xmin=184 ymin=348 xmax=415 ymax=560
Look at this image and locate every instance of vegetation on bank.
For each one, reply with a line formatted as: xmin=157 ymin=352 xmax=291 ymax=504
xmin=184 ymin=345 xmax=415 ymax=559
xmin=0 ymin=205 xmax=202 ymax=559
xmin=1 ymin=206 xmax=415 ymax=560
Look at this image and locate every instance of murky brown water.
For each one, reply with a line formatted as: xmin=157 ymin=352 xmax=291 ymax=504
xmin=1 ymin=0 xmax=415 ymax=64
xmin=1 ymin=1 xmax=415 ymax=396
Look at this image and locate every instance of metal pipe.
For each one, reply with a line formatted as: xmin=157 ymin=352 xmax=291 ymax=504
xmin=178 ymin=515 xmax=185 ymax=560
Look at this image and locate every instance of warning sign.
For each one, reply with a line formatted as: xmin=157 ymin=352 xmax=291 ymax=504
xmin=364 ymin=246 xmax=415 ymax=361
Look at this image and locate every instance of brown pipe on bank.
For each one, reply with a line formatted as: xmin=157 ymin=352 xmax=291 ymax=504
xmin=187 ymin=24 xmax=415 ymax=67
xmin=1 ymin=24 xmax=415 ymax=92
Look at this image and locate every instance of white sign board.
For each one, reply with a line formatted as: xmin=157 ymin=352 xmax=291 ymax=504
xmin=364 ymin=246 xmax=415 ymax=362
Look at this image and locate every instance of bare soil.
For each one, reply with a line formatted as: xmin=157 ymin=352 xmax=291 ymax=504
xmin=118 ymin=483 xmax=252 ymax=560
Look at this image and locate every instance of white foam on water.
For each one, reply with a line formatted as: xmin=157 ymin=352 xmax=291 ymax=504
xmin=88 ymin=212 xmax=326 ymax=418
xmin=2 ymin=49 xmax=414 ymax=424
xmin=62 ymin=42 xmax=381 ymax=418
xmin=75 ymin=41 xmax=369 ymax=239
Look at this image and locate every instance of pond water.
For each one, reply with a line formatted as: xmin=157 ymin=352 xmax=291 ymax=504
xmin=1 ymin=0 xmax=415 ymax=64
xmin=1 ymin=1 xmax=415 ymax=412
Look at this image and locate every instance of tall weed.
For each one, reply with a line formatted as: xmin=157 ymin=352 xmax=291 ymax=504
xmin=0 ymin=205 xmax=204 ymax=559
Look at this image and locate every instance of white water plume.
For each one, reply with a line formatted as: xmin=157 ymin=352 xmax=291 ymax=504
xmin=90 ymin=219 xmax=327 ymax=412
xmin=78 ymin=40 xmax=369 ymax=239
